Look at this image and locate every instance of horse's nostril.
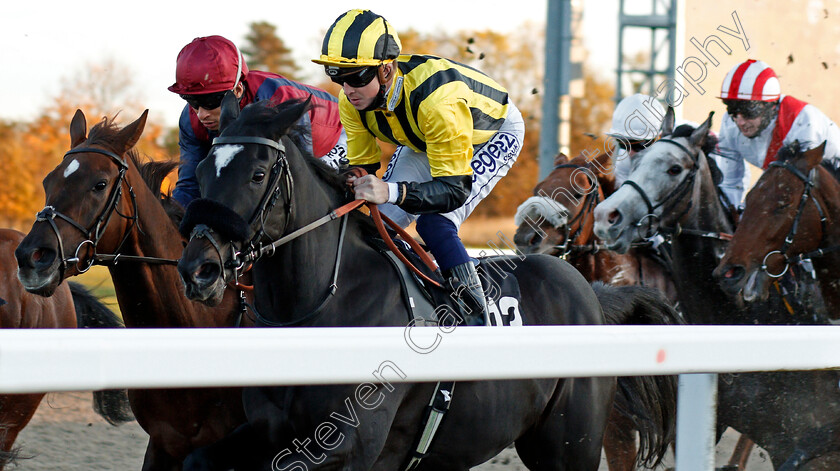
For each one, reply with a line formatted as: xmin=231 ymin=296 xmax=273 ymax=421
xmin=607 ymin=210 xmax=622 ymax=225
xmin=195 ymin=262 xmax=221 ymax=284
xmin=30 ymin=248 xmax=56 ymax=268
xmin=724 ymin=265 xmax=745 ymax=281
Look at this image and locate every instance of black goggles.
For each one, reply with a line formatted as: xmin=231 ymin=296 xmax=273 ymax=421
xmin=724 ymin=100 xmax=765 ymax=120
xmin=615 ymin=140 xmax=648 ymax=153
xmin=179 ymin=91 xmax=228 ymax=110
xmin=326 ymin=66 xmax=378 ymax=88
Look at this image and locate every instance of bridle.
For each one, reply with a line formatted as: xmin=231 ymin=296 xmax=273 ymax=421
xmin=548 ymin=163 xmax=603 ymax=258
xmin=188 ymin=134 xmax=441 ymax=327
xmin=620 ymin=138 xmax=733 ymax=243
xmin=759 ymin=161 xmax=832 ymax=278
xmin=35 ymin=146 xmax=140 ymax=275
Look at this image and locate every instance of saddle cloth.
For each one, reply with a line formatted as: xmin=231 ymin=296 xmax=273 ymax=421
xmin=374 ymin=239 xmax=524 ymax=327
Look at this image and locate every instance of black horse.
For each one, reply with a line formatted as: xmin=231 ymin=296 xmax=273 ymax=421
xmin=175 ymin=95 xmax=681 ymax=470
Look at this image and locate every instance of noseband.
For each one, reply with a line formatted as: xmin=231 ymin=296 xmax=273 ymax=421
xmin=35 ymin=146 xmax=137 ymax=274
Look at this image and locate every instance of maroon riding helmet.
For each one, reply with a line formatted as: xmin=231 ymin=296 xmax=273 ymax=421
xmin=168 ymin=35 xmax=249 ymax=95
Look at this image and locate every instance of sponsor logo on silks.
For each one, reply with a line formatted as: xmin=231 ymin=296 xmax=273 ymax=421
xmin=487 ymin=296 xmax=522 ymax=327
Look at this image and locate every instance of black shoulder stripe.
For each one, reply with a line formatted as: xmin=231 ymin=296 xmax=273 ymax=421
xmin=393 ymin=100 xmax=427 ymax=152
xmin=470 ymin=107 xmax=505 ymax=131
xmin=409 ymin=69 xmax=508 ymax=115
xmin=373 ymin=112 xmax=398 ymax=145
xmin=357 ymin=109 xmax=373 ymax=134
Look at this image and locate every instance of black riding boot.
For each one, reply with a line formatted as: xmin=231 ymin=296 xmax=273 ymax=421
xmin=444 ymin=261 xmax=488 ymax=326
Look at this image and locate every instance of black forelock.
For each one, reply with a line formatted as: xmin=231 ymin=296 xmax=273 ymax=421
xmin=776 ymin=140 xmax=803 ymax=163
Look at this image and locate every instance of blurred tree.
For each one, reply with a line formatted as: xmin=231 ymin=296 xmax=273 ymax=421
xmin=242 ymin=21 xmax=301 ymax=80
xmin=0 ymin=58 xmax=173 ymax=230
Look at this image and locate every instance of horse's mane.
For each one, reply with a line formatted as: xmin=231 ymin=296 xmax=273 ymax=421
xmin=669 ymin=123 xmax=724 ymax=186
xmin=776 ymin=140 xmax=840 ymax=184
xmin=231 ymin=100 xmax=353 ymax=195
xmin=86 ymin=117 xmax=184 ymax=226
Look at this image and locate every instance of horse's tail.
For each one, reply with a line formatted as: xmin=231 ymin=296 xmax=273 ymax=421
xmin=68 ymin=282 xmax=135 ymax=426
xmin=593 ymin=281 xmax=684 ymax=468
xmin=0 ymin=435 xmax=21 ymax=469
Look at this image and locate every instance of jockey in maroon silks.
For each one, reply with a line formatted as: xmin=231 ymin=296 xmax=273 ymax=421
xmin=168 ymin=35 xmax=347 ymax=208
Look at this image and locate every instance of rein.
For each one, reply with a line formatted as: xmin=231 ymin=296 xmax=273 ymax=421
xmin=549 ymin=163 xmax=603 ymax=258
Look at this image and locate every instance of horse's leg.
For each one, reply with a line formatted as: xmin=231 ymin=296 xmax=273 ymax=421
xmin=726 ymin=434 xmax=754 ymax=470
xmin=516 ymin=377 xmax=615 ymax=471
xmin=182 ymin=423 xmax=267 ymax=471
xmin=140 ymin=438 xmax=186 ymax=471
xmin=601 ymin=405 xmax=637 ymax=471
xmin=0 ymin=393 xmax=44 ymax=470
xmin=775 ymin=421 xmax=840 ymax=471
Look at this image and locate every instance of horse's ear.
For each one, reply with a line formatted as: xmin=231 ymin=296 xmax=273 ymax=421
xmin=553 ymin=153 xmax=569 ymax=166
xmin=801 ymin=141 xmax=826 ymax=170
xmin=660 ymin=106 xmax=675 ymax=136
xmin=689 ymin=111 xmax=714 ymax=150
xmin=271 ymin=96 xmax=312 ymax=135
xmin=117 ymin=110 xmax=148 ymax=153
xmin=219 ymin=91 xmax=240 ymax=132
xmin=70 ymin=109 xmax=87 ymax=148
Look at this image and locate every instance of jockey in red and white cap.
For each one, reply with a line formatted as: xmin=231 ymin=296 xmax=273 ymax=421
xmin=715 ymin=59 xmax=840 ymax=206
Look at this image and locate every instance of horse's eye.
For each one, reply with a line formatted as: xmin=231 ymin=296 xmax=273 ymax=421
xmin=93 ymin=180 xmax=108 ymax=192
xmin=667 ymin=165 xmax=683 ymax=176
xmin=252 ymin=171 xmax=266 ymax=183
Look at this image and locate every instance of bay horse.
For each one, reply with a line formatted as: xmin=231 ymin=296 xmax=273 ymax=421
xmin=714 ymin=141 xmax=840 ymax=317
xmin=14 ymin=110 xmax=251 ymax=470
xmin=593 ymin=109 xmax=840 ymax=470
xmin=174 ymin=95 xmax=681 ymax=470
xmin=0 ymin=227 xmax=130 ymax=470
xmin=514 ymin=151 xmax=678 ymax=471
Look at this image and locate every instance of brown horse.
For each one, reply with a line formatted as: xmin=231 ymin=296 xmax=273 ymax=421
xmin=715 ymin=141 xmax=840 ymax=318
xmin=15 ymin=110 xmax=250 ymax=470
xmin=514 ymin=151 xmax=679 ymax=471
xmin=0 ymin=228 xmax=130 ymax=470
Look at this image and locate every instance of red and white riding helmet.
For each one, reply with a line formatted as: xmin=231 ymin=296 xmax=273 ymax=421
xmin=719 ymin=59 xmax=780 ymax=102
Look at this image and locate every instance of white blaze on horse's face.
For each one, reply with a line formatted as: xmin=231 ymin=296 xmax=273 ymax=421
xmin=211 ymin=145 xmax=244 ymax=177
xmin=63 ymin=159 xmax=80 ymax=178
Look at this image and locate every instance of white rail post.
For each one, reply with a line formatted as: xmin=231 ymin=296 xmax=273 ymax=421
xmin=675 ymin=373 xmax=718 ymax=470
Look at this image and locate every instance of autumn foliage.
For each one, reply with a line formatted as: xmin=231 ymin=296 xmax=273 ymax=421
xmin=0 ymin=22 xmax=615 ymax=231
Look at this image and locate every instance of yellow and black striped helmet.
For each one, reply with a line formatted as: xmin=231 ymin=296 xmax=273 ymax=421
xmin=313 ymin=10 xmax=402 ymax=67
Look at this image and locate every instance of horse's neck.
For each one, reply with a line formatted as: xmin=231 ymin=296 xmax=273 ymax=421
xmin=252 ymin=160 xmax=350 ymax=321
xmin=109 ymin=171 xmax=233 ymax=327
xmin=670 ymin=171 xmax=737 ymax=324
xmin=812 ymin=178 xmax=840 ymax=313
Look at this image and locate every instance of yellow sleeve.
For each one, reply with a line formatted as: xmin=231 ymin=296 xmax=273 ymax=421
xmin=418 ymin=98 xmax=474 ymax=178
xmin=338 ymin=91 xmax=381 ymax=166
